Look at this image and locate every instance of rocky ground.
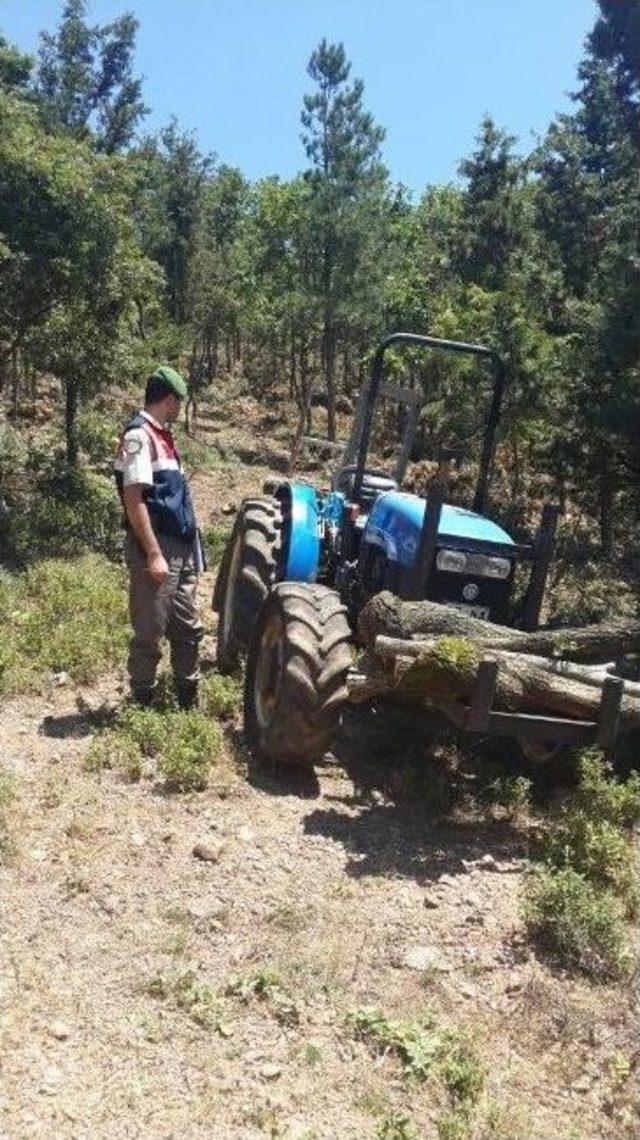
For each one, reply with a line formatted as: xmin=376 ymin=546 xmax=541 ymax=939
xmin=0 ymin=396 xmax=638 ymax=1139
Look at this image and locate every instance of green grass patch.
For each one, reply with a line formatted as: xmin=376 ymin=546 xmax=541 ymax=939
xmin=522 ymin=750 xmax=640 ymax=978
xmin=227 ymin=966 xmax=301 ymax=1026
xmin=202 ymin=524 xmax=232 ymax=567
xmin=145 ymin=968 xmax=232 ymax=1035
xmin=348 ymin=1006 xmax=483 ymax=1132
xmin=85 ymin=704 xmax=222 ymax=792
xmin=0 ymin=555 xmax=128 ymax=694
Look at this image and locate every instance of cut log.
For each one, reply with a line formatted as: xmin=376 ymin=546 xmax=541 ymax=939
xmin=358 ymin=591 xmax=640 ymax=664
xmin=351 ymin=636 xmax=640 ymax=729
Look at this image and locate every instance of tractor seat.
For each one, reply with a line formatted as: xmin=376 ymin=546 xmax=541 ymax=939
xmin=333 ymin=465 xmax=398 ymax=509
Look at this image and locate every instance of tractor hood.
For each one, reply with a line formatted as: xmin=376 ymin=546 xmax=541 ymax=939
xmin=364 ymin=491 xmax=515 ymax=568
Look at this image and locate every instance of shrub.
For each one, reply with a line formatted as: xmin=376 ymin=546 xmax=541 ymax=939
xmin=157 ymin=711 xmax=222 ymax=791
xmin=86 ymin=705 xmax=222 ymax=792
xmin=523 ymin=866 xmax=630 ymax=977
xmin=575 ymin=749 xmax=640 ymax=830
xmin=5 ymin=465 xmax=122 ymax=564
xmin=0 ymin=555 xmax=128 ymax=694
xmin=200 ymin=672 xmax=242 ymax=719
xmin=540 ymin=811 xmax=638 ymax=915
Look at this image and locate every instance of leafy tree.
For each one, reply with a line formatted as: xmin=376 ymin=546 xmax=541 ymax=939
xmin=301 ymin=39 xmax=388 ymax=438
xmin=0 ymin=34 xmax=32 ymax=93
xmin=135 ymin=122 xmax=213 ymax=325
xmin=35 ymin=0 xmax=146 ymax=152
xmin=0 ymin=90 xmax=158 ymax=461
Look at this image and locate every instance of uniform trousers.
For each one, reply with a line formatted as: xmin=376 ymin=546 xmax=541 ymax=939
xmin=125 ymin=530 xmax=203 ymax=690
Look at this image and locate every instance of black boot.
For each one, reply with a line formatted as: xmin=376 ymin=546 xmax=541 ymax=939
xmin=176 ymin=680 xmax=199 ymax=711
xmin=129 ymin=686 xmax=155 ymax=708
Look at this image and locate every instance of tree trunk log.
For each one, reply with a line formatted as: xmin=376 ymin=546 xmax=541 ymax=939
xmin=358 ymin=591 xmax=640 ymax=664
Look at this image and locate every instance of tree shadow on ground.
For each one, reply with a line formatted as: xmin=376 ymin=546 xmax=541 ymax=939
xmin=302 ymin=703 xmax=531 ymax=883
xmin=40 ymin=701 xmax=117 ymax=739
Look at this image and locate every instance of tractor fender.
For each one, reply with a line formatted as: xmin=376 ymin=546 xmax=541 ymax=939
xmin=279 ymin=483 xmax=321 ymax=582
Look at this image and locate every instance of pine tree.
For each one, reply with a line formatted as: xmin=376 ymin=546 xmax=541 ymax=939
xmin=35 ymin=0 xmax=146 ymax=152
xmin=301 ymin=40 xmax=387 ymax=439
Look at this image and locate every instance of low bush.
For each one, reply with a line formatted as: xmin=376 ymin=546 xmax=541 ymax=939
xmin=540 ymin=811 xmax=637 ymax=914
xmin=4 ymin=465 xmax=122 ymax=564
xmin=200 ymin=672 xmax=242 ymax=719
xmin=0 ymin=555 xmax=128 ymax=694
xmin=85 ymin=704 xmax=223 ymax=792
xmin=522 ymin=750 xmax=639 ymax=976
xmin=523 ymin=866 xmax=629 ymax=977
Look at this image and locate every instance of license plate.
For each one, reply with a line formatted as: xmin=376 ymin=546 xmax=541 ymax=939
xmin=449 ymin=602 xmax=490 ymax=620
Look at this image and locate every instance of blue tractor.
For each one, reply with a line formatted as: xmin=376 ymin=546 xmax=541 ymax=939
xmin=214 ymin=333 xmax=558 ymax=766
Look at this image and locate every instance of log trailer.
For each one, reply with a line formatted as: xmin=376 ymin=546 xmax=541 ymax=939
xmin=214 ymin=333 xmax=624 ymax=766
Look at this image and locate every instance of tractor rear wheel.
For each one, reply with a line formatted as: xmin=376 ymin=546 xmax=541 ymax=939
xmin=244 ymin=583 xmax=353 ymax=766
xmin=214 ymin=496 xmax=284 ymax=673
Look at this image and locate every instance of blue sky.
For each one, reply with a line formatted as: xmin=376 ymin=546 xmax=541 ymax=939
xmin=2 ymin=0 xmax=596 ymax=192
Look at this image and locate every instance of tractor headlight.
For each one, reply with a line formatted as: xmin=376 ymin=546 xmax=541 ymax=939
xmin=436 ymin=549 xmax=467 ymax=573
xmin=436 ymin=549 xmax=512 ymax=579
xmin=477 ymin=555 xmax=511 ymax=579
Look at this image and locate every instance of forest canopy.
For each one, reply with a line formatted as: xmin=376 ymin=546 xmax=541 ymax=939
xmin=0 ymin=0 xmax=639 ymax=557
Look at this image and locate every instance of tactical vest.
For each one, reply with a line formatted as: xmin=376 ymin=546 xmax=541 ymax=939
xmin=114 ymin=413 xmax=197 ymax=543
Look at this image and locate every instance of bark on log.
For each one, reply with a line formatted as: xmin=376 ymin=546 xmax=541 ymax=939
xmin=358 ymin=592 xmax=640 ymax=664
xmin=350 ymin=637 xmax=640 ymax=728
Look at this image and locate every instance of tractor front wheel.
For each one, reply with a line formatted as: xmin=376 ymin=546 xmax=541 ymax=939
xmin=244 ymin=583 xmax=353 ymax=766
xmin=214 ymin=496 xmax=284 ymax=673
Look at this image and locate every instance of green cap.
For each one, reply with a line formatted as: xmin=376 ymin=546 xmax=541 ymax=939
xmin=151 ymin=365 xmax=188 ymax=399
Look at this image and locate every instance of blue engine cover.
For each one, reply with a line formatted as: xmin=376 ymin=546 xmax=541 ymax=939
xmin=364 ymin=491 xmax=515 ymax=568
xmin=284 ymin=483 xmax=321 ymax=581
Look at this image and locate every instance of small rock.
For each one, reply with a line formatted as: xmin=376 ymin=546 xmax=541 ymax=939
xmin=49 ymin=1021 xmax=70 ymax=1041
xmin=130 ymin=831 xmax=145 ymax=848
xmin=403 ymin=945 xmax=448 ymax=972
xmin=459 ymin=983 xmax=477 ymax=999
xmin=98 ymin=894 xmax=119 ymax=916
xmin=477 ymin=854 xmax=498 ymax=870
xmin=52 ymin=672 xmax=69 ymax=687
xmin=571 ymin=1075 xmax=591 ymax=1093
xmin=260 ymin=1063 xmax=282 ymax=1081
xmin=423 ymin=895 xmax=438 ymax=910
xmin=192 ymin=842 xmax=224 ymax=863
xmin=505 ymin=975 xmax=524 ymax=995
xmin=237 ymin=826 xmax=254 ymax=843
xmin=436 ymin=874 xmax=458 ymax=888
xmin=463 ymin=913 xmax=485 ymax=926
xmin=462 ymin=893 xmax=481 ymax=907
xmin=221 ymin=502 xmax=237 ymax=515
xmin=39 ymin=1066 xmax=62 ymax=1095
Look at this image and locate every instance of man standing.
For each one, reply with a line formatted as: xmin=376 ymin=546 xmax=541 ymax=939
xmin=114 ymin=366 xmax=203 ymax=708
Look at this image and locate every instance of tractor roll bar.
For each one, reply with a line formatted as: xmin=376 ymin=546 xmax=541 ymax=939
xmin=351 ymin=332 xmax=507 ymax=514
